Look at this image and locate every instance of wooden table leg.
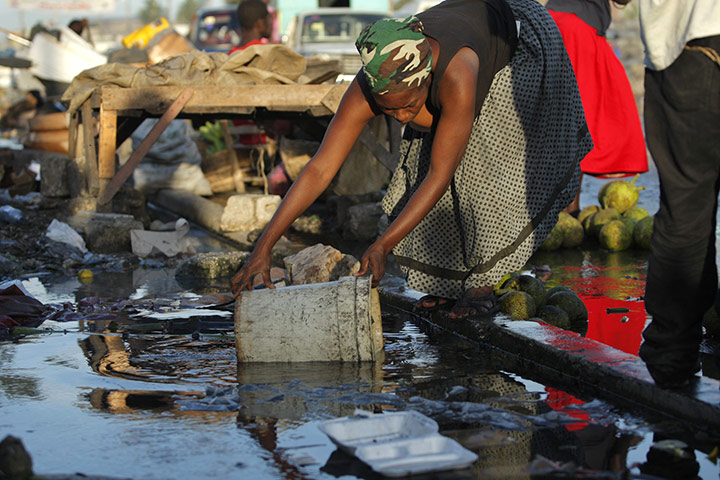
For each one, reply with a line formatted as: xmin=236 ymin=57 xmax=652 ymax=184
xmin=97 ymin=87 xmax=195 ymax=206
xmin=81 ymin=101 xmax=99 ymax=196
xmin=98 ymin=104 xmax=117 ymax=194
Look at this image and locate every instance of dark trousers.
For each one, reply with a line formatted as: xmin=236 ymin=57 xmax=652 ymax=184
xmin=640 ymin=35 xmax=720 ymax=380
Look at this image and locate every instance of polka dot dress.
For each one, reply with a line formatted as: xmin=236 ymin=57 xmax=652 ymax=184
xmin=382 ymin=0 xmax=592 ymax=300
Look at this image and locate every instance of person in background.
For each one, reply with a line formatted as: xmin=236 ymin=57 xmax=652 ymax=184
xmin=637 ymin=0 xmax=720 ymax=390
xmin=232 ymin=0 xmax=273 ymax=51
xmin=545 ymin=0 xmax=647 ymax=216
xmin=231 ymin=0 xmax=592 ymax=320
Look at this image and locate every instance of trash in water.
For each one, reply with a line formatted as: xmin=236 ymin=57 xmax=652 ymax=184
xmin=319 ymin=409 xmax=477 ymax=477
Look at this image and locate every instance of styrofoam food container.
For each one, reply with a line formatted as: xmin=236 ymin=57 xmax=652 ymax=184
xmin=354 ymin=434 xmax=478 ymax=477
xmin=318 ymin=410 xmax=439 ymax=454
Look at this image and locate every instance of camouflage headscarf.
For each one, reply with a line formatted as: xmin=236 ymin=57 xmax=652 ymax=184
xmin=355 ymin=16 xmax=433 ymax=95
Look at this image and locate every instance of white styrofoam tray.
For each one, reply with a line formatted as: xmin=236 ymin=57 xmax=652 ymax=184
xmin=318 ymin=410 xmax=439 ymax=455
xmin=354 ymin=434 xmax=479 ymax=477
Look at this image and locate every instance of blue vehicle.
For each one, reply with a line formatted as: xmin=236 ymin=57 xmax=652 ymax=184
xmin=188 ymin=6 xmax=242 ymax=53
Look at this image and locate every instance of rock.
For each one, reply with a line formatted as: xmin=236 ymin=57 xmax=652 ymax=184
xmin=546 ymin=290 xmax=588 ymax=323
xmin=499 ymin=290 xmax=536 ymax=319
xmin=587 ymin=208 xmax=621 ymax=238
xmin=598 ymin=175 xmax=644 ymax=213
xmin=540 ymin=223 xmax=563 ymax=251
xmin=536 ymin=305 xmax=570 ymax=328
xmin=502 ymin=274 xmax=547 ymax=307
xmin=557 ymin=212 xmax=584 ymax=248
xmin=67 ymin=211 xmax=144 ymax=253
xmin=342 ymin=202 xmax=384 ymax=242
xmin=0 ymin=435 xmax=33 ymax=479
xmin=599 ymin=219 xmax=633 ymax=252
xmin=283 ymin=243 xmax=360 ymax=285
xmin=622 ymin=205 xmax=649 ymax=222
xmin=220 ymin=194 xmax=282 ymax=232
xmin=175 ymin=251 xmax=249 ymax=279
xmin=634 ymin=215 xmax=653 ymax=249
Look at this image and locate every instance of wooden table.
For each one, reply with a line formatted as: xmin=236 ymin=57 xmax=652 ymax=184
xmin=68 ymin=83 xmax=399 ymax=204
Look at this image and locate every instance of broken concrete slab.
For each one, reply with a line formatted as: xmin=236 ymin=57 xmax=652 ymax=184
xmin=283 ymin=243 xmax=360 ymax=285
xmin=342 ymin=202 xmax=383 ymax=241
xmin=220 ymin=193 xmax=281 ymax=232
xmin=175 ymin=251 xmax=249 ymax=279
xmin=377 ymin=279 xmax=720 ymax=433
xmin=67 ymin=211 xmax=144 ymax=253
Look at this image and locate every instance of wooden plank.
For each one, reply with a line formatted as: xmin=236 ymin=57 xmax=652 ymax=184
xmin=81 ymin=101 xmax=99 ymax=196
xmin=97 ymin=87 xmax=195 ymax=205
xmin=98 ymin=105 xmax=118 ymax=184
xmin=67 ymin=111 xmax=78 ymax=159
xmin=97 ymin=84 xmax=347 ymax=115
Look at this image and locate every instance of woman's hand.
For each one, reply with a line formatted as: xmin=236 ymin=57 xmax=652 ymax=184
xmin=354 ymin=241 xmax=389 ymax=288
xmin=231 ymin=249 xmax=273 ymax=298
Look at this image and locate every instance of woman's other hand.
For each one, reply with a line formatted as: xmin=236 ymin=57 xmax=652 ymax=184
xmin=231 ymin=250 xmax=273 ymax=298
xmin=354 ymin=241 xmax=388 ymax=288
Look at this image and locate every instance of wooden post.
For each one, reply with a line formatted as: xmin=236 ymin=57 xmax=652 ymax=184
xmin=81 ymin=101 xmax=99 ymax=196
xmin=97 ymin=87 xmax=195 ymax=205
xmin=98 ymin=104 xmax=118 ymax=193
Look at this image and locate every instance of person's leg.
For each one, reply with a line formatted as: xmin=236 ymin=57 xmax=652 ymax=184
xmin=640 ymin=36 xmax=720 ymax=387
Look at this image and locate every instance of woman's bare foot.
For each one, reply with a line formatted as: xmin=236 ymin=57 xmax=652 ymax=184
xmin=414 ymin=295 xmax=450 ymax=312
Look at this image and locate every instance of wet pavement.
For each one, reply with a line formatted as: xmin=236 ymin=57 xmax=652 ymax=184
xmin=2 ymin=163 xmax=720 ymax=479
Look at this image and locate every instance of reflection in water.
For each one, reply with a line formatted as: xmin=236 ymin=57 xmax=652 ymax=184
xmin=5 ymin=261 xmax=720 ymax=479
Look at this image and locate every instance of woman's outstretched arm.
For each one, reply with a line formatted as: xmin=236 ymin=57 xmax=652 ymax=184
xmin=231 ymin=79 xmax=378 ymax=295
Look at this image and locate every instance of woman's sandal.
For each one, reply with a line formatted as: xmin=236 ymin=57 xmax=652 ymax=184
xmin=449 ymin=292 xmax=499 ymax=319
xmin=414 ymin=295 xmax=451 ymax=313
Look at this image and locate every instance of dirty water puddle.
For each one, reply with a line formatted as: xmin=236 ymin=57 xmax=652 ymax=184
xmin=1 ymin=260 xmax=719 ymax=479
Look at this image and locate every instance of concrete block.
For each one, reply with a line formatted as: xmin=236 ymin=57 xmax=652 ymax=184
xmin=220 ymin=193 xmax=281 ymax=232
xmin=235 ymin=275 xmax=383 ymax=363
xmin=68 ymin=211 xmax=144 ymax=253
xmin=342 ymin=202 xmax=384 ymax=241
xmin=283 ymin=243 xmax=359 ymax=285
xmin=38 ymin=152 xmax=71 ymax=198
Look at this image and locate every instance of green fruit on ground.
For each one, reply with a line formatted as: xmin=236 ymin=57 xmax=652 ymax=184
xmin=620 ymin=217 xmax=637 ymax=238
xmin=503 ymin=274 xmax=547 ymax=307
xmin=546 ymin=291 xmax=588 ymax=323
xmin=540 ymin=223 xmax=563 ymax=251
xmin=587 ymin=208 xmax=621 ymax=237
xmin=494 ymin=271 xmax=519 ymax=294
xmin=547 ymin=285 xmax=573 ymax=297
xmin=622 ymin=205 xmax=649 ymax=222
xmin=598 ymin=175 xmax=645 ymax=214
xmin=634 ymin=215 xmax=654 ymax=249
xmin=599 ymin=219 xmax=634 ymax=252
xmin=536 ymin=305 xmax=570 ymax=328
xmin=557 ymin=212 xmax=584 ymax=248
xmin=581 ymin=212 xmax=595 ymax=235
xmin=499 ymin=291 xmax=537 ymax=319
xmin=577 ymin=205 xmax=600 ymax=225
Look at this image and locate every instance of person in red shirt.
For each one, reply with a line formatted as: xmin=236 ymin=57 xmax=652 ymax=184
xmin=230 ymin=0 xmax=273 ymax=52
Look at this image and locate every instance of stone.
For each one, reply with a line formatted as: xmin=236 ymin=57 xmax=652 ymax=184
xmin=175 ymin=251 xmax=249 ymax=279
xmin=342 ymin=202 xmax=384 ymax=241
xmin=220 ymin=193 xmax=281 ymax=232
xmin=0 ymin=435 xmax=33 ymax=479
xmin=67 ymin=211 xmax=144 ymax=253
xmin=283 ymin=243 xmax=360 ymax=285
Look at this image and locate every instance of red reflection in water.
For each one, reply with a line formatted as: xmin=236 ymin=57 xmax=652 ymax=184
xmin=582 ymin=296 xmax=646 ymax=356
xmin=565 ymin=272 xmax=648 ymax=356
